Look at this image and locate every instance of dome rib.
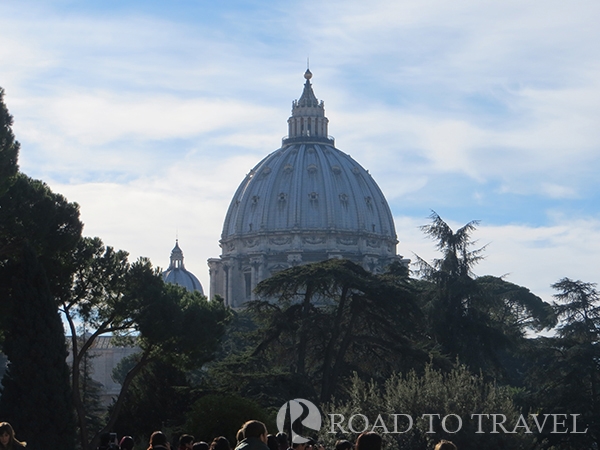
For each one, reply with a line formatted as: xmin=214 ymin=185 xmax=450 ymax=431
xmin=220 ymin=143 xmax=397 ymax=240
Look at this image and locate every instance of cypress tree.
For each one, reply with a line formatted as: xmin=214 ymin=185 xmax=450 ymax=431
xmin=0 ymin=244 xmax=76 ymax=450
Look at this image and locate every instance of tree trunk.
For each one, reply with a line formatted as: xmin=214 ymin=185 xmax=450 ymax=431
xmin=295 ymin=284 xmax=313 ymax=376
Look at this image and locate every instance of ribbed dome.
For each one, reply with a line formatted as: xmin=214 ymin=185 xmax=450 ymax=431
xmin=209 ymin=70 xmax=404 ymax=308
xmin=222 ymin=144 xmax=396 ymax=240
xmin=162 ymin=240 xmax=204 ymax=294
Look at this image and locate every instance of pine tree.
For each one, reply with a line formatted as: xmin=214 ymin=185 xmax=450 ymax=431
xmin=0 ymin=244 xmax=76 ymax=450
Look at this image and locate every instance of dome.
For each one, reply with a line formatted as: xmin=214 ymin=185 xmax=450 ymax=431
xmin=209 ymin=71 xmax=405 ymax=307
xmin=222 ymin=144 xmax=396 ymax=240
xmin=162 ymin=240 xmax=204 ymax=294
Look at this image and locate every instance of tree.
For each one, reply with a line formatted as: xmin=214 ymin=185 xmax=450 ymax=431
xmin=0 ymin=87 xmax=19 ymax=197
xmin=320 ymin=363 xmax=535 ymax=450
xmin=0 ymin=173 xmax=82 ymax=299
xmin=415 ymin=212 xmax=555 ymax=377
xmin=61 ymin=237 xmax=231 ymax=450
xmin=112 ymin=359 xmax=191 ymax=443
xmin=185 ymin=393 xmax=274 ymax=445
xmin=526 ymin=278 xmax=600 ymax=449
xmin=248 ymin=259 xmax=428 ymax=402
xmin=0 ymin=88 xmax=81 ymax=450
xmin=0 ymin=244 xmax=76 ymax=450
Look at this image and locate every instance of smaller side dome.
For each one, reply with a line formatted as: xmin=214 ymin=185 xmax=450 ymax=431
xmin=162 ymin=240 xmax=204 ymax=294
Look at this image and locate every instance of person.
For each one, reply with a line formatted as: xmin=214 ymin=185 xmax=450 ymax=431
xmin=0 ymin=423 xmax=25 ymax=449
xmin=234 ymin=420 xmax=269 ymax=450
xmin=193 ymin=442 xmax=209 ymax=450
xmin=335 ymin=440 xmax=353 ymax=450
xmin=275 ymin=433 xmax=288 ymax=450
xmin=434 ymin=440 xmax=456 ymax=450
xmin=354 ymin=432 xmax=381 ymax=450
xmin=210 ymin=436 xmax=231 ymax=450
xmin=119 ymin=436 xmax=135 ymax=450
xmin=289 ymin=436 xmax=307 ymax=450
xmin=266 ymin=435 xmax=278 ymax=450
xmin=236 ymin=429 xmax=244 ymax=446
xmin=179 ymin=435 xmax=195 ymax=450
xmin=148 ymin=431 xmax=170 ymax=450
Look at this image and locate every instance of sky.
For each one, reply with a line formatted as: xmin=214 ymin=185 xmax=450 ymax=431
xmin=1 ymin=0 xmax=600 ymax=306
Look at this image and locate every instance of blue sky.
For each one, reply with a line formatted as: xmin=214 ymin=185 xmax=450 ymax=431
xmin=2 ymin=0 xmax=600 ymax=302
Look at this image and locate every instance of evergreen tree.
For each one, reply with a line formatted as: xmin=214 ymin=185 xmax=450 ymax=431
xmin=0 ymin=244 xmax=75 ymax=450
xmin=0 ymin=87 xmax=19 ymax=196
xmin=0 ymin=87 xmax=79 ymax=450
xmin=112 ymin=359 xmax=191 ymax=441
xmin=415 ymin=212 xmax=555 ymax=378
xmin=248 ymin=259 xmax=428 ymax=402
xmin=526 ymin=278 xmax=600 ymax=449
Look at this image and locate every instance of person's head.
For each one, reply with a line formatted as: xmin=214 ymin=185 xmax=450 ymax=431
xmin=0 ymin=423 xmax=25 ymax=450
xmin=241 ymin=421 xmax=268 ymax=443
xmin=150 ymin=431 xmax=169 ymax=448
xmin=335 ymin=440 xmax=353 ymax=450
xmin=434 ymin=440 xmax=457 ymax=450
xmin=275 ymin=432 xmax=288 ymax=450
xmin=0 ymin=422 xmax=14 ymax=448
xmin=193 ymin=443 xmax=209 ymax=450
xmin=210 ymin=436 xmax=231 ymax=450
xmin=179 ymin=435 xmax=195 ymax=450
xmin=120 ymin=436 xmax=135 ymax=450
xmin=267 ymin=435 xmax=278 ymax=450
xmin=291 ymin=436 xmax=307 ymax=450
xmin=355 ymin=432 xmax=382 ymax=450
xmin=236 ymin=429 xmax=244 ymax=444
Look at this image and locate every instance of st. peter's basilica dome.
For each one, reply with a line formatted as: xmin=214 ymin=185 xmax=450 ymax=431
xmin=208 ymin=70 xmax=406 ymax=307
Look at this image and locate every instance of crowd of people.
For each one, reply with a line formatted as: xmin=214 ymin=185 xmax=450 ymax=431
xmin=0 ymin=420 xmax=457 ymax=450
xmin=101 ymin=420 xmax=457 ymax=450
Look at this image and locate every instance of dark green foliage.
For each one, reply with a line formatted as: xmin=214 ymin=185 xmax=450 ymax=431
xmin=0 ymin=92 xmax=81 ymax=450
xmin=0 ymin=173 xmax=82 ymax=299
xmin=62 ymin=238 xmax=232 ymax=450
xmin=113 ymin=360 xmax=191 ymax=443
xmin=415 ymin=212 xmax=555 ymax=379
xmin=249 ymin=258 xmax=430 ymax=402
xmin=0 ymin=244 xmax=75 ymax=450
xmin=525 ymin=279 xmax=600 ymax=449
xmin=186 ymin=393 xmax=275 ymax=445
xmin=0 ymin=87 xmax=19 ymax=196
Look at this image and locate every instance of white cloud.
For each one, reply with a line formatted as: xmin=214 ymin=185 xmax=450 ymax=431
xmin=22 ymin=93 xmax=278 ymax=145
xmin=2 ymin=0 xmax=600 ymax=307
